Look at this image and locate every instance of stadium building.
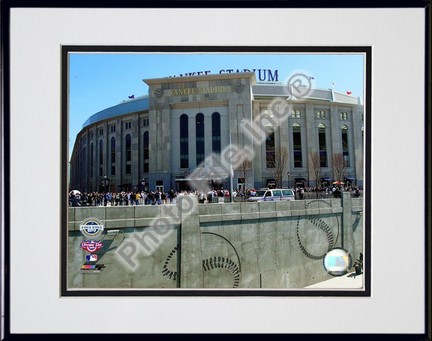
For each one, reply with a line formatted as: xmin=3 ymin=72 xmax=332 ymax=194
xmin=69 ymin=72 xmax=364 ymax=193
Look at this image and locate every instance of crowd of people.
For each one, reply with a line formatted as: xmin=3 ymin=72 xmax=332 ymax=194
xmin=70 ymin=189 xmax=179 ymax=207
xmin=293 ymin=185 xmax=362 ymax=199
xmin=69 ymin=185 xmax=362 ymax=207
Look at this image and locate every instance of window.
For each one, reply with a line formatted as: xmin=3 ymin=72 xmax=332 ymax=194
xmin=291 ymin=110 xmax=301 ymax=118
xmin=99 ymin=128 xmax=103 ymax=136
xmin=110 ymin=125 xmax=116 ymax=133
xmin=143 ymin=131 xmax=149 ymax=173
xmin=341 ymin=125 xmax=350 ymax=167
xmin=180 ymin=114 xmax=189 ymax=168
xmin=143 ymin=118 xmax=149 ymax=127
xmin=316 ymin=110 xmax=326 ymax=119
xmin=110 ymin=137 xmax=115 ymax=176
xmin=340 ymin=112 xmax=348 ymax=120
xmin=90 ymin=142 xmax=93 ymax=177
xmin=292 ymin=123 xmax=302 ymax=168
xmin=361 ymin=113 xmax=364 ymax=122
xmin=196 ymin=113 xmax=205 ymax=166
xmin=99 ymin=140 xmax=103 ymax=176
xmin=266 ymin=126 xmax=275 ymax=168
xmin=212 ymin=112 xmax=221 ymax=166
xmin=124 ymin=121 xmax=132 ymax=130
xmin=318 ymin=124 xmax=327 ymax=167
xmin=80 ymin=147 xmax=87 ymax=183
xmin=212 ymin=112 xmax=221 ymax=152
xmin=125 ymin=134 xmax=131 ymax=174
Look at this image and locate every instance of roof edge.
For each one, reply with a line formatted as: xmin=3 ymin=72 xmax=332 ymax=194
xmin=143 ymin=72 xmax=256 ymax=85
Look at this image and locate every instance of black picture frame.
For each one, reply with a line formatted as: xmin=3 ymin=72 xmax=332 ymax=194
xmin=1 ymin=0 xmax=430 ymax=339
xmin=60 ymin=44 xmax=371 ymax=297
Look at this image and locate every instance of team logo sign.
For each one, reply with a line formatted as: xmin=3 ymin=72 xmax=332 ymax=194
xmin=323 ymin=248 xmax=352 ymax=276
xmin=81 ymin=240 xmax=103 ymax=253
xmin=85 ymin=254 xmax=98 ymax=262
xmin=79 ymin=217 xmax=104 ymax=239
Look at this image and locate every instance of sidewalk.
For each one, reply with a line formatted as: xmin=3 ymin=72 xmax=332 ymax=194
xmin=305 ymin=271 xmax=363 ymax=289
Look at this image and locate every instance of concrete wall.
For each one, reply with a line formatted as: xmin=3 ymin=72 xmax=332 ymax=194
xmin=68 ymin=192 xmax=363 ymax=289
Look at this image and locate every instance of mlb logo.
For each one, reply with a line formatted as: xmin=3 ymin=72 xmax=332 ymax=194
xmin=86 ymin=254 xmax=98 ymax=262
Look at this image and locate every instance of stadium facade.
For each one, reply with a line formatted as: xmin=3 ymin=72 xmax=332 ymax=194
xmin=69 ymin=72 xmax=364 ymax=193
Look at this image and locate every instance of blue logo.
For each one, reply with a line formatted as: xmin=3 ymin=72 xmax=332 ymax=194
xmin=79 ymin=217 xmax=104 ymax=239
xmin=85 ymin=254 xmax=98 ymax=262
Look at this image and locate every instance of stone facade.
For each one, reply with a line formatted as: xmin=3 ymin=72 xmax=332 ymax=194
xmin=70 ymin=72 xmax=364 ymax=193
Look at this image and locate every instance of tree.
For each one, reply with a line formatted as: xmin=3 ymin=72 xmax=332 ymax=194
xmin=237 ymin=158 xmax=253 ymax=197
xmin=273 ymin=146 xmax=288 ymax=188
xmin=332 ymin=153 xmax=347 ymax=183
xmin=308 ymin=151 xmax=321 ymax=188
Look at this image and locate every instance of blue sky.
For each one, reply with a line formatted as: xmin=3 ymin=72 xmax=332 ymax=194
xmin=68 ymin=52 xmax=365 ymax=156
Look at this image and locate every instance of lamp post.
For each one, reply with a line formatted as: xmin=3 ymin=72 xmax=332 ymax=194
xmin=287 ymin=172 xmax=291 ymax=189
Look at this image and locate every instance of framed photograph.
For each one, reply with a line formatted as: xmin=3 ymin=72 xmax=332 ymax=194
xmin=2 ymin=1 xmax=430 ymax=338
xmin=63 ymin=47 xmax=370 ymax=296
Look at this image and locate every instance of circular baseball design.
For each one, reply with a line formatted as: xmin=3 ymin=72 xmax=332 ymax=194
xmin=296 ymin=200 xmax=339 ymax=260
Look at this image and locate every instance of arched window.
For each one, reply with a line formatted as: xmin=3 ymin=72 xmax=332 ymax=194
xmin=80 ymin=147 xmax=87 ymax=181
xmin=211 ymin=112 xmax=221 ymax=166
xmin=211 ymin=112 xmax=221 ymax=152
xmin=318 ymin=123 xmax=327 ymax=167
xmin=196 ymin=113 xmax=205 ymax=166
xmin=90 ymin=142 xmax=93 ymax=178
xmin=143 ymin=131 xmax=149 ymax=173
xmin=293 ymin=123 xmax=302 ymax=167
xmin=266 ymin=125 xmax=275 ymax=168
xmin=125 ymin=134 xmax=131 ymax=174
xmin=180 ymin=114 xmax=189 ymax=168
xmin=341 ymin=125 xmax=350 ymax=167
xmin=110 ymin=137 xmax=115 ymax=176
xmin=99 ymin=140 xmax=103 ymax=176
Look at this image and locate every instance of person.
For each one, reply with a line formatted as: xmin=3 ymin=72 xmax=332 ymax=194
xmin=169 ymin=189 xmax=177 ymax=204
xmin=207 ymin=190 xmax=214 ymax=203
xmin=155 ymin=191 xmax=161 ymax=205
xmin=353 ymin=253 xmax=363 ymax=275
xmin=147 ymin=191 xmax=155 ymax=205
xmin=198 ymin=192 xmax=205 ymax=204
xmin=353 ymin=187 xmax=360 ymax=198
xmin=298 ymin=187 xmax=304 ymax=200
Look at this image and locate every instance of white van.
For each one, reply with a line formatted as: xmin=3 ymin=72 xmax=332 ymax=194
xmin=247 ymin=188 xmax=295 ymax=202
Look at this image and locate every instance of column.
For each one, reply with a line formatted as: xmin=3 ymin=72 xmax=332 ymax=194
xmin=178 ymin=195 xmax=203 ymax=288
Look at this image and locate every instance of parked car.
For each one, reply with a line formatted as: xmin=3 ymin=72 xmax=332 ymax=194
xmin=247 ymin=188 xmax=295 ymax=202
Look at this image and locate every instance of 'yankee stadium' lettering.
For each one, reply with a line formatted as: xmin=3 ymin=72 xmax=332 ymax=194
xmin=169 ymin=69 xmax=279 ymax=82
xmin=170 ymin=86 xmax=231 ymax=96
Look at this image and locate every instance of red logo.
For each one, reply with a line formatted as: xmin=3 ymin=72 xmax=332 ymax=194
xmin=80 ymin=240 xmax=103 ymax=253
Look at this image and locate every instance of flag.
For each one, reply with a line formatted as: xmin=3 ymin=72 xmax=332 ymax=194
xmin=346 ymin=91 xmax=352 ymax=95
xmin=128 ymin=95 xmax=135 ymax=99
xmin=308 ymin=76 xmax=314 ymax=80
